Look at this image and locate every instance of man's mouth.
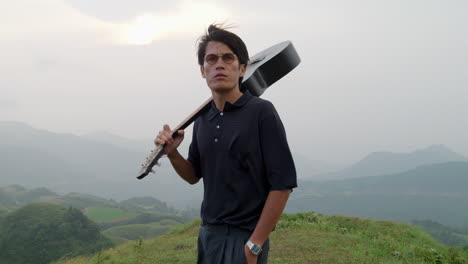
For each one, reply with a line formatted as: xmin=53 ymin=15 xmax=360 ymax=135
xmin=215 ymin=74 xmax=227 ymax=78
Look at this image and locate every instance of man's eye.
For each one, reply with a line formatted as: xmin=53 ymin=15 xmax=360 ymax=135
xmin=223 ymin=54 xmax=235 ymax=63
xmin=206 ymin=55 xmax=218 ymax=64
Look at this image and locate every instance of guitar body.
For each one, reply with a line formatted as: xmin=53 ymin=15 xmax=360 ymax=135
xmin=242 ymin=41 xmax=301 ymax=96
xmin=137 ymin=41 xmax=301 ymax=179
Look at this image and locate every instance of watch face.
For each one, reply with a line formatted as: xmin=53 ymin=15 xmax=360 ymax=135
xmin=251 ymin=244 xmax=262 ymax=255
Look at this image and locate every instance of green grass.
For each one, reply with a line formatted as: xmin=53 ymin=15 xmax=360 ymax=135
xmin=55 ymin=212 xmax=468 ymax=264
xmin=456 ymin=234 xmax=468 ymax=243
xmin=102 ymin=221 xmax=178 ymax=244
xmin=84 ymin=207 xmax=138 ymax=223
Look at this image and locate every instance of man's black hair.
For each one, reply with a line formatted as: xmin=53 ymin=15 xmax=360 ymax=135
xmin=197 ymin=24 xmax=249 ymax=68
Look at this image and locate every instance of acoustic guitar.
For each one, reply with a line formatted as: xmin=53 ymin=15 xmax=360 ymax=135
xmin=137 ymin=41 xmax=301 ymax=179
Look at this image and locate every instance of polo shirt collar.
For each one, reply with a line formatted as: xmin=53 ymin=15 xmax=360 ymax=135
xmin=208 ymin=90 xmax=253 ymax=120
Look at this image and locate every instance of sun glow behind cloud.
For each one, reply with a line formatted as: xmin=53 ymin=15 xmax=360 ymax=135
xmin=119 ymin=14 xmax=172 ymax=45
xmin=0 ymin=0 xmax=231 ymax=46
xmin=116 ymin=2 xmax=230 ymax=45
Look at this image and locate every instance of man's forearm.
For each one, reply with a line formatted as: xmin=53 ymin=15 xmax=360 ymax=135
xmin=249 ymin=189 xmax=291 ymax=246
xmin=167 ymin=150 xmax=200 ymax=185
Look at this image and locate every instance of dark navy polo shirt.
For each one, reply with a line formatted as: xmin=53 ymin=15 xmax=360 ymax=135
xmin=187 ymin=90 xmax=297 ymax=231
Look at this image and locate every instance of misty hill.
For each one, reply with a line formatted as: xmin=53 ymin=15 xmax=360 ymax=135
xmin=0 ymin=203 xmax=113 ymax=264
xmin=55 ymin=212 xmax=468 ymax=264
xmin=288 ymin=161 xmax=468 ymax=227
xmin=0 ymin=121 xmax=143 ymax=183
xmin=412 ymin=219 xmax=468 ymax=246
xmin=0 ymin=185 xmax=117 ymax=211
xmin=293 ymin=152 xmax=344 ymax=178
xmin=312 ymin=145 xmax=468 ymax=180
xmin=0 ymin=185 xmax=178 ymax=215
xmin=81 ymin=131 xmax=152 ymax=153
xmin=0 ymin=121 xmax=203 ymax=208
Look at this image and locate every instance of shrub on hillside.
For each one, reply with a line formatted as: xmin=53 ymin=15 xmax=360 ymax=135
xmin=98 ymin=212 xmax=187 ymax=230
xmin=0 ymin=203 xmax=114 ymax=264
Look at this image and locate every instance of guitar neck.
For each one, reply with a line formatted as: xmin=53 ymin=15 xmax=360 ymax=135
xmin=171 ymin=96 xmax=213 ymax=137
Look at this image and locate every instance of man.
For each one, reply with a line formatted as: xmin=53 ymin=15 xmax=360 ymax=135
xmin=155 ymin=24 xmax=297 ymax=264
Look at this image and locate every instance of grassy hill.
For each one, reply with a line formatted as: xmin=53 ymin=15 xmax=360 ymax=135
xmin=55 ymin=212 xmax=468 ymax=264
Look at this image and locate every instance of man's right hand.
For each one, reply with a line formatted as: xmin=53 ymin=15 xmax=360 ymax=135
xmin=154 ymin=124 xmax=185 ymax=157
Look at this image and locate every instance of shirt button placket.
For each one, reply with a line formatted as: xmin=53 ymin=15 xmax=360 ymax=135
xmin=214 ymin=112 xmax=223 ymax=143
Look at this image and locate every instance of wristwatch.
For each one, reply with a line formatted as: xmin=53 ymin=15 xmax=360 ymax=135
xmin=246 ymin=240 xmax=262 ymax=255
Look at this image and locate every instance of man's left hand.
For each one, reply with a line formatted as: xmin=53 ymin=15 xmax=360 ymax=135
xmin=244 ymin=244 xmax=258 ymax=264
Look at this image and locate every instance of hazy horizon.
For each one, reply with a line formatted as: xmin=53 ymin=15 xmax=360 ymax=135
xmin=1 ymin=0 xmax=467 ymax=165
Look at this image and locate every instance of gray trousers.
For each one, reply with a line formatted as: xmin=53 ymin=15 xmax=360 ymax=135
xmin=197 ymin=223 xmax=270 ymax=264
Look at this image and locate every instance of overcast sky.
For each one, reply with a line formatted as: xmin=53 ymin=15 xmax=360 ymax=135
xmin=1 ymin=0 xmax=467 ymax=165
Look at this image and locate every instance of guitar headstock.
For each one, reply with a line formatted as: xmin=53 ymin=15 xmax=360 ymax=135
xmin=137 ymin=144 xmax=164 ymax=179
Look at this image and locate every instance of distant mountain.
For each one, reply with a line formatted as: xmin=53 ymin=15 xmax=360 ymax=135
xmin=0 ymin=185 xmax=58 ymax=208
xmin=312 ymin=145 xmax=468 ymax=180
xmin=288 ymin=161 xmax=468 ymax=227
xmin=293 ymin=153 xmax=344 ymax=179
xmin=412 ymin=219 xmax=468 ymax=246
xmin=0 ymin=121 xmax=203 ymax=209
xmin=81 ymin=131 xmax=152 ymax=153
xmin=0 ymin=121 xmax=140 ymax=183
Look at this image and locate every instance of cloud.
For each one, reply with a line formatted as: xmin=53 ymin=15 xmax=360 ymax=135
xmin=63 ymin=0 xmax=176 ymax=22
xmin=0 ymin=95 xmax=19 ymax=110
xmin=0 ymin=0 xmax=232 ymax=46
xmin=0 ymin=0 xmax=118 ymax=45
xmin=114 ymin=2 xmax=231 ymax=45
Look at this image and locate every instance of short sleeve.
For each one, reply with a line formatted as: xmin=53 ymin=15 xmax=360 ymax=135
xmin=187 ymin=119 xmax=202 ymax=179
xmin=259 ymin=102 xmax=297 ymax=191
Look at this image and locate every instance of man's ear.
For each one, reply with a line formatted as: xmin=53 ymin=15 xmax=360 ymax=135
xmin=239 ymin=64 xmax=246 ymax=77
xmin=200 ymin=65 xmax=206 ymax=79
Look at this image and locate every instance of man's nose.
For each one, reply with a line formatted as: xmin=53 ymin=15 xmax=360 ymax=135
xmin=214 ymin=56 xmax=227 ymax=68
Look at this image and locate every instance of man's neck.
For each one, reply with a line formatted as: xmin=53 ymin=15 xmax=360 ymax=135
xmin=211 ymin=87 xmax=243 ymax=111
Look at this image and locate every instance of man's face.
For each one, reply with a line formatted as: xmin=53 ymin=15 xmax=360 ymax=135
xmin=200 ymin=41 xmax=246 ymax=93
